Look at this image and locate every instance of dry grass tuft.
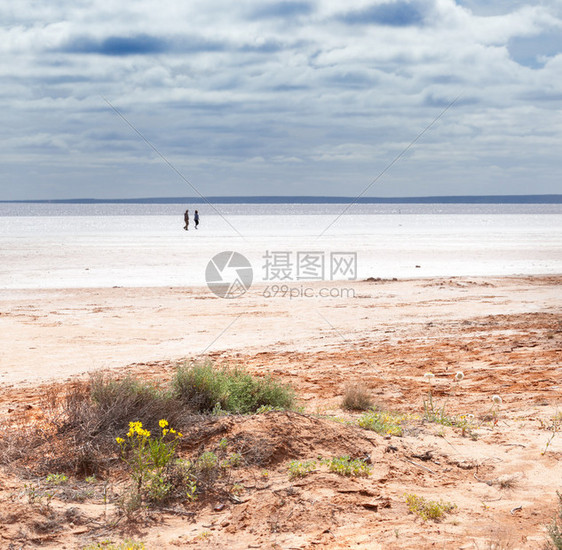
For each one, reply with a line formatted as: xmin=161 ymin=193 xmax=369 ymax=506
xmin=0 ymin=374 xmax=195 ymax=476
xmin=495 ymin=474 xmax=519 ymax=490
xmin=341 ymin=383 xmax=374 ymax=411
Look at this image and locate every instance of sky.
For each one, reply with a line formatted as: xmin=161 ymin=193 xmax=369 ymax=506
xmin=1 ymin=0 xmax=561 ymax=200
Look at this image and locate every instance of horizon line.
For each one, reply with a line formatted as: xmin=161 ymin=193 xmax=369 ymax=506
xmin=1 ymin=194 xmax=561 ymax=204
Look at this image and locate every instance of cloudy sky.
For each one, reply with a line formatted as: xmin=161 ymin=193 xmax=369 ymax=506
xmin=1 ymin=0 xmax=561 ymax=200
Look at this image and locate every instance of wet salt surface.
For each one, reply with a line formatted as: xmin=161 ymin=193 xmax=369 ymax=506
xmin=1 ymin=203 xmax=561 ymax=289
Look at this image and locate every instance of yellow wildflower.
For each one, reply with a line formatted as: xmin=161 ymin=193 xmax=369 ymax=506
xmin=159 ymin=419 xmax=169 ymax=428
xmin=116 ymin=437 xmax=124 ymax=444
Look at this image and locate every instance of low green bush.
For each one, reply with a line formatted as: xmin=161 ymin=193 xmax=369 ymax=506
xmin=173 ymin=362 xmax=295 ymax=414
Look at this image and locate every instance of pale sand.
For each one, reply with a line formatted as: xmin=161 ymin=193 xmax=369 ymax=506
xmin=0 ymin=276 xmax=559 ymax=387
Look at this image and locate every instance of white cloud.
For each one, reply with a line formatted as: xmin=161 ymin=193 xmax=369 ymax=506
xmin=0 ymin=0 xmax=561 ymax=199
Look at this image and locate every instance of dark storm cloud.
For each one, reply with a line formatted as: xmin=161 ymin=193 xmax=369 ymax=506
xmin=58 ymin=33 xmax=296 ymax=57
xmin=59 ymin=34 xmax=227 ymax=56
xmin=338 ymin=1 xmax=426 ymax=27
xmin=61 ymin=34 xmax=169 ymax=55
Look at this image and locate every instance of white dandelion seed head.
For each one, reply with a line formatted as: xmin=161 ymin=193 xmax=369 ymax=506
xmin=492 ymin=395 xmax=502 ymax=405
xmin=455 ymin=372 xmax=464 ymax=381
xmin=424 ymin=372 xmax=435 ymax=381
xmin=467 ymin=414 xmax=475 ymax=420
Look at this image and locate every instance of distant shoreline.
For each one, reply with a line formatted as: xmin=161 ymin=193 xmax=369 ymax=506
xmin=2 ymin=194 xmax=561 ymax=204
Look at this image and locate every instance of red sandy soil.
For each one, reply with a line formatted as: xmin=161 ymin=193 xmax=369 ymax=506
xmin=0 ymin=276 xmax=561 ymax=549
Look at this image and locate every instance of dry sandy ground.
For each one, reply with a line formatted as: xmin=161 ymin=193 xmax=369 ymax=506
xmin=0 ymin=275 xmax=561 ymax=549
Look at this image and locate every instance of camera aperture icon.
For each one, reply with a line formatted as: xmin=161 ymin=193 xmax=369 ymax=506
xmin=205 ymin=251 xmax=253 ymax=298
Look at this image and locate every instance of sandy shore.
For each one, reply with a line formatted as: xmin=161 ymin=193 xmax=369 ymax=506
xmin=1 ymin=275 xmax=560 ymax=387
xmin=1 ymin=275 xmax=561 ymax=549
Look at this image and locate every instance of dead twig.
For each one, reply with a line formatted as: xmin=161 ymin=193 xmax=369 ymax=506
xmin=473 ymin=473 xmax=493 ymax=486
xmin=157 ymin=507 xmax=197 ymax=516
xmin=403 ymin=458 xmax=436 ymax=474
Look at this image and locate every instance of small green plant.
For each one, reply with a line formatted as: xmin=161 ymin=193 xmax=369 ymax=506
xmin=422 ymin=373 xmax=452 ymax=426
xmin=487 ymin=394 xmax=502 ymax=425
xmin=341 ymin=383 xmax=374 ymax=411
xmin=85 ymin=475 xmax=97 ymax=484
xmin=173 ymin=459 xmax=198 ymax=501
xmin=288 ymin=460 xmax=317 ymax=479
xmin=424 ymin=403 xmax=454 ymax=426
xmin=23 ymin=482 xmax=55 ymax=511
xmin=405 ymin=493 xmax=456 ymax=521
xmin=421 ymin=372 xmax=476 ymax=435
xmin=46 ymin=473 xmax=69 ymax=485
xmin=196 ymin=451 xmax=218 ymax=472
xmin=547 ymin=491 xmax=562 ymax=549
xmin=358 ymin=409 xmax=405 ymax=436
xmin=221 ymin=452 xmax=242 ymax=468
xmin=116 ymin=419 xmax=183 ymax=512
xmin=324 ymin=456 xmax=371 ymax=477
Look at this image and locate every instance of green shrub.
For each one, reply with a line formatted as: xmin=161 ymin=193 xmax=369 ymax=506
xmin=173 ymin=362 xmax=229 ymax=412
xmin=173 ymin=362 xmax=295 ymax=414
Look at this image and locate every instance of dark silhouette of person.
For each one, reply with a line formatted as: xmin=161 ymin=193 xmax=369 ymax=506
xmin=184 ymin=209 xmax=189 ymax=231
xmin=194 ymin=210 xmax=199 ymax=229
